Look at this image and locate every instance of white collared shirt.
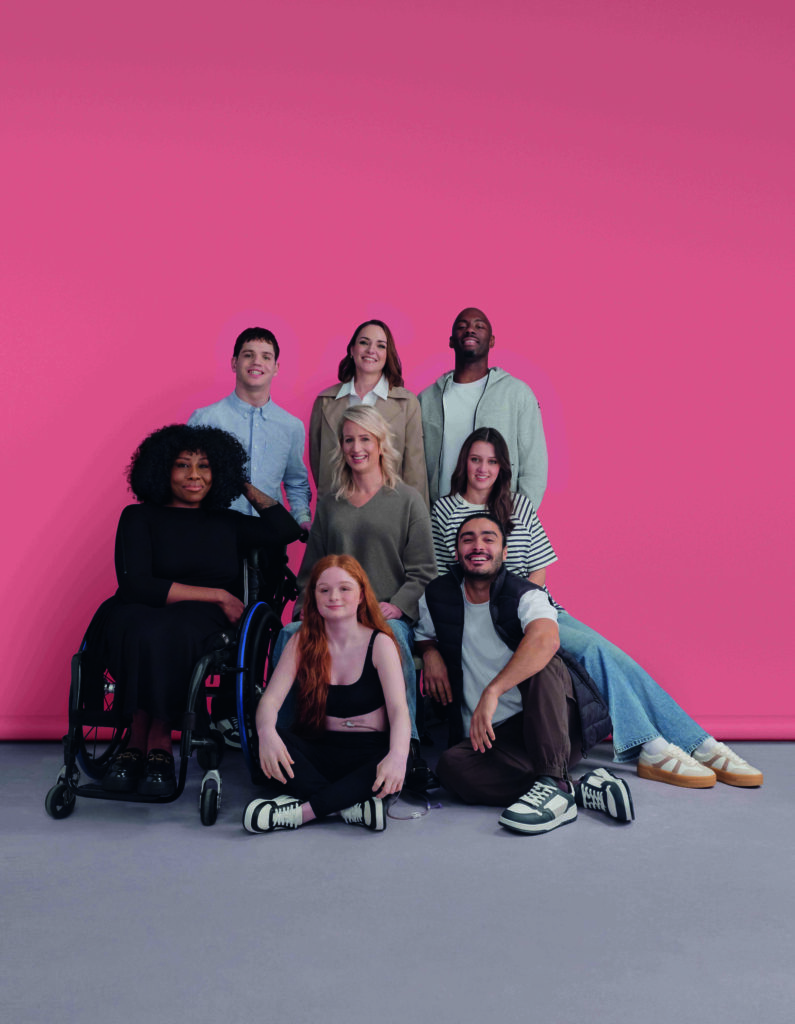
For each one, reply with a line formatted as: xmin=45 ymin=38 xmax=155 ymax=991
xmin=188 ymin=391 xmax=311 ymax=522
xmin=335 ymin=374 xmax=389 ymax=407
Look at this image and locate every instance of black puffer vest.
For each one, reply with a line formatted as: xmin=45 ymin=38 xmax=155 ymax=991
xmin=424 ymin=565 xmax=611 ymax=751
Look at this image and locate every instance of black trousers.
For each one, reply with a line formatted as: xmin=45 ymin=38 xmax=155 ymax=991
xmin=436 ymin=654 xmax=582 ymax=806
xmin=266 ymin=727 xmax=391 ymax=818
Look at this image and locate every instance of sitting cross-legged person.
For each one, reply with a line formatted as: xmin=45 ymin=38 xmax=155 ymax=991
xmin=243 ymin=555 xmax=411 ymax=833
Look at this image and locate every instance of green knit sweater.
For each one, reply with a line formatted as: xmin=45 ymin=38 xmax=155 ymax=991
xmin=296 ymin=482 xmax=436 ymax=622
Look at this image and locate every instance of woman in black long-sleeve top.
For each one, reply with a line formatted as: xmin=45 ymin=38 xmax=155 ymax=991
xmin=101 ymin=424 xmax=303 ymax=796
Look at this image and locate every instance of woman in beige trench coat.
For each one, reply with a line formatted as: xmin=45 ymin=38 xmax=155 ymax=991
xmin=309 ymin=319 xmax=429 ymax=505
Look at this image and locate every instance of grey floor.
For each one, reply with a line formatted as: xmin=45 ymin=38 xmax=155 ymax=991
xmin=3 ymin=739 xmax=793 ymax=1024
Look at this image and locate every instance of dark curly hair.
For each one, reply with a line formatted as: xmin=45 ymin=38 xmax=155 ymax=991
xmin=127 ymin=424 xmax=248 ymax=510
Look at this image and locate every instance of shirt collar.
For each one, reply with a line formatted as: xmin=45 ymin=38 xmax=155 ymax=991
xmin=229 ymin=390 xmax=271 ymax=415
xmin=335 ymin=374 xmax=389 ymax=403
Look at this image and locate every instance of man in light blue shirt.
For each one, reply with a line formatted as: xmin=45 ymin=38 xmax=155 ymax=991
xmin=189 ymin=327 xmax=312 ymax=528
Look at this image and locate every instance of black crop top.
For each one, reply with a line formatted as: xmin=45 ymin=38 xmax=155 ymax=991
xmin=325 ymin=632 xmax=386 ymax=718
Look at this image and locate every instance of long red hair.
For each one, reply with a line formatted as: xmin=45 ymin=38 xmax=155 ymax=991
xmin=294 ymin=555 xmax=396 ymax=735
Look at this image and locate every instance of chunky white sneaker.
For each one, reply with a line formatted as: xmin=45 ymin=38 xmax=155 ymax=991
xmin=340 ymin=797 xmax=386 ymax=831
xmin=242 ymin=794 xmax=302 ymax=833
xmin=637 ymin=743 xmax=716 ymax=788
xmin=691 ymin=742 xmax=763 ymax=787
xmin=575 ymin=768 xmax=635 ymax=822
xmin=498 ymin=777 xmax=577 ymax=835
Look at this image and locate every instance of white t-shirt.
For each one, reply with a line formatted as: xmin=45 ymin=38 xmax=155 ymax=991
xmin=416 ymin=582 xmax=558 ymax=736
xmin=439 ymin=378 xmax=488 ymax=498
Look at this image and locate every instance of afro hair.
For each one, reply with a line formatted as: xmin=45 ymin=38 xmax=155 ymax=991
xmin=127 ymin=424 xmax=249 ymax=510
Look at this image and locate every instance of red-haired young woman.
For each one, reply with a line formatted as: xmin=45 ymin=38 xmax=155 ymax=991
xmin=243 ymin=555 xmax=412 ymax=833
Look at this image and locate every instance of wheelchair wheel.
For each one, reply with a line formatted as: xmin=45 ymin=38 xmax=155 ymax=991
xmin=64 ymin=604 xmax=130 ymax=779
xmin=235 ymin=601 xmax=281 ymax=781
xmin=45 ymin=782 xmax=76 ymax=819
xmin=200 ymin=784 xmax=219 ymax=826
xmin=72 ymin=655 xmax=131 ymax=780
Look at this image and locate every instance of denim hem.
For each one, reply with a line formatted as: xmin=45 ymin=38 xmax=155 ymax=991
xmin=612 ymin=729 xmax=711 ymax=764
xmin=683 ymin=731 xmax=710 ymax=755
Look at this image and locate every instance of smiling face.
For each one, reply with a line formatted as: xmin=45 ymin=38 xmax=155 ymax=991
xmin=169 ymin=450 xmax=212 ymax=508
xmin=341 ymin=420 xmax=381 ymax=474
xmin=455 ymin=517 xmax=506 ymax=580
xmin=351 ymin=324 xmax=388 ymax=378
xmin=466 ymin=440 xmax=500 ymax=497
xmin=314 ymin=566 xmax=362 ymax=620
xmin=231 ymin=338 xmax=278 ymax=396
xmin=449 ymin=308 xmax=494 ymax=361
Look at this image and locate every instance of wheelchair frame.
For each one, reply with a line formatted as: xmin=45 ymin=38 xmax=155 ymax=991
xmin=236 ymin=549 xmax=299 ymax=785
xmin=45 ymin=548 xmax=297 ymax=826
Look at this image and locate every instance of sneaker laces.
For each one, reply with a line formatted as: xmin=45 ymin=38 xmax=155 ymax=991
xmin=342 ymin=802 xmax=365 ymax=823
xmin=580 ymin=786 xmax=607 ymax=812
xmin=523 ymin=781 xmax=557 ymax=807
xmin=710 ymin=742 xmax=750 ymax=767
xmin=271 ymin=802 xmax=300 ymax=828
xmin=660 ymin=744 xmax=701 ymax=768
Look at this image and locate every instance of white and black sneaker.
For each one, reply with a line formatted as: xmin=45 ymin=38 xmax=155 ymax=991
xmin=242 ymin=794 xmax=302 ymax=833
xmin=212 ymin=716 xmax=242 ymax=750
xmin=575 ymin=768 xmax=635 ymax=823
xmin=340 ymin=797 xmax=386 ymax=831
xmin=498 ymin=777 xmax=577 ymax=835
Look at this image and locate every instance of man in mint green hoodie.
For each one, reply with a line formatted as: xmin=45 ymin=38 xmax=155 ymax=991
xmin=419 ymin=308 xmax=548 ymax=508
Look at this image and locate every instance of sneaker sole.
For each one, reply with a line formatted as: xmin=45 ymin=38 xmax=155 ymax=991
xmin=365 ymin=800 xmax=386 ymax=831
xmin=712 ymin=767 xmax=763 ymax=787
xmin=601 ymin=784 xmax=635 ymax=822
xmin=498 ymin=804 xmax=577 ymax=834
xmin=242 ymin=801 xmax=266 ymax=833
xmin=637 ymin=762 xmax=716 ymax=788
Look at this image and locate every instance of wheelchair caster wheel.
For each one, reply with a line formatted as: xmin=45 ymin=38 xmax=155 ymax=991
xmin=45 ymin=782 xmax=76 ymax=819
xmin=200 ymin=785 xmax=219 ymax=826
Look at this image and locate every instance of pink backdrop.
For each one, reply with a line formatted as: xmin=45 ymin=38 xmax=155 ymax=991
xmin=2 ymin=1 xmax=793 ymax=740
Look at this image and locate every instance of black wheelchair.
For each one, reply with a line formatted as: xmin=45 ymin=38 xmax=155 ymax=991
xmin=45 ymin=549 xmax=297 ymax=826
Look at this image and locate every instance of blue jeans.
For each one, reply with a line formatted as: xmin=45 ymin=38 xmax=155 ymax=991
xmin=270 ymin=620 xmax=419 ymax=742
xmin=557 ymin=611 xmax=708 ymax=763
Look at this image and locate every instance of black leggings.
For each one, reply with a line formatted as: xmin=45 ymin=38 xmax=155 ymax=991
xmin=270 ymin=727 xmax=390 ymax=818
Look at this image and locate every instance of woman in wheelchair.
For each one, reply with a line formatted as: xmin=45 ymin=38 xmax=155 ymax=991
xmin=100 ymin=423 xmax=303 ymax=797
xmin=243 ymin=555 xmax=411 ymax=833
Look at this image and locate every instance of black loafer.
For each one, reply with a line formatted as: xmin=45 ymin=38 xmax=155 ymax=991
xmin=138 ymin=748 xmax=177 ymax=797
xmin=102 ymin=748 xmax=145 ymax=792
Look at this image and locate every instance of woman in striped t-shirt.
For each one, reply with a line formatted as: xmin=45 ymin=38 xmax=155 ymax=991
xmin=429 ymin=428 xmax=763 ymax=790
xmin=431 ymin=430 xmax=558 ymax=593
